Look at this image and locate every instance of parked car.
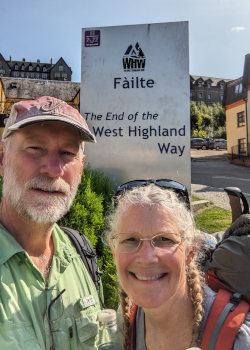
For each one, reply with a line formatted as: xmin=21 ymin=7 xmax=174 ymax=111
xmin=191 ymin=137 xmax=214 ymax=150
xmin=213 ymin=139 xmax=227 ymax=150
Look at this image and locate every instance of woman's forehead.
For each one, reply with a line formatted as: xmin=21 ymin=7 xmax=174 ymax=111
xmin=118 ymin=204 xmax=180 ymax=232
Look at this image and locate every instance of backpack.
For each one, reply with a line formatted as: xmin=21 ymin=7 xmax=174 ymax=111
xmin=201 ymin=214 xmax=250 ymax=350
xmin=61 ymin=227 xmax=103 ymax=299
xmin=128 ymin=215 xmax=250 ymax=350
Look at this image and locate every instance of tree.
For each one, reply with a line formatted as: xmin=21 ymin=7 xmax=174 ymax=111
xmin=190 ymin=101 xmax=226 ymax=138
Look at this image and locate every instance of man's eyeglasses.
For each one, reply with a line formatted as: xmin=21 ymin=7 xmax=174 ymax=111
xmin=110 ymin=233 xmax=182 ymax=254
xmin=48 ymin=288 xmax=67 ymax=350
xmin=115 ymin=179 xmax=190 ymax=209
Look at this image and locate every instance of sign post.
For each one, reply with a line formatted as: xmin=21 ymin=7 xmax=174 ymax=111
xmin=81 ymin=22 xmax=190 ymax=189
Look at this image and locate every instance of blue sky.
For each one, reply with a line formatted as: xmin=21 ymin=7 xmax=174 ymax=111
xmin=1 ymin=0 xmax=249 ymax=82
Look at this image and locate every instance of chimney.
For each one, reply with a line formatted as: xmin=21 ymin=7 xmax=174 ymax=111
xmin=50 ymin=58 xmax=52 ymax=64
xmin=22 ymin=58 xmax=25 ymax=62
xmin=9 ymin=56 xmax=12 ymax=62
xmin=37 ymin=59 xmax=40 ymax=63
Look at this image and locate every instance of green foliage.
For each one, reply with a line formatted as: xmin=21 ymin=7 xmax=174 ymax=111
xmin=190 ymin=101 xmax=226 ymax=138
xmin=192 ymin=129 xmax=207 ymax=138
xmin=59 ymin=165 xmax=118 ymax=308
xmin=99 ymin=247 xmax=119 ymax=310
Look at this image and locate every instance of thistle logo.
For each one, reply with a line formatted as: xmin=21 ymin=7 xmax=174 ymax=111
xmin=123 ymin=43 xmax=146 ymax=72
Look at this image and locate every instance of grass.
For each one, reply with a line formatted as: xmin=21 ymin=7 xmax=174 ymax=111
xmin=194 ymin=206 xmax=232 ymax=233
xmin=191 ymin=194 xmax=204 ymax=201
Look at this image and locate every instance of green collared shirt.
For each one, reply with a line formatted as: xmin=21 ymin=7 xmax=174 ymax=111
xmin=0 ymin=223 xmax=103 ymax=349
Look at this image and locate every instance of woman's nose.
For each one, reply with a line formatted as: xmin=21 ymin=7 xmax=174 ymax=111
xmin=135 ymin=240 xmax=159 ymax=263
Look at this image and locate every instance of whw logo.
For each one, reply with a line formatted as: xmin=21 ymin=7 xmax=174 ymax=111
xmin=123 ymin=42 xmax=146 ymax=72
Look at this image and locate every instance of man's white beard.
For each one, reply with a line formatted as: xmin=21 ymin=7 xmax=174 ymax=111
xmin=2 ymin=162 xmax=81 ymax=224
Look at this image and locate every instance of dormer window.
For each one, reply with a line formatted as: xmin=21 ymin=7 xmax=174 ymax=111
xmin=197 ymin=81 xmax=202 ymax=88
xmin=36 ymin=66 xmax=40 ymax=72
xmin=28 ymin=65 xmax=33 ymax=71
xmin=207 ymin=82 xmax=211 ymax=88
xmin=21 ymin=65 xmax=25 ymax=71
xmin=58 ymin=65 xmax=64 ymax=72
xmin=43 ymin=66 xmax=47 ymax=72
xmin=235 ymin=83 xmax=243 ymax=94
xmin=14 ymin=64 xmax=19 ymax=70
xmin=220 ymin=83 xmax=224 ymax=90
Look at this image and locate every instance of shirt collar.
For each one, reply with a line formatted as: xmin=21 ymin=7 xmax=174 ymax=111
xmin=0 ymin=223 xmax=25 ymax=265
xmin=0 ymin=223 xmax=78 ymax=267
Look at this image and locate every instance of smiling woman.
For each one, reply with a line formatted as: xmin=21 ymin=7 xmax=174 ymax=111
xmin=105 ymin=182 xmax=250 ymax=350
xmin=105 ymin=183 xmax=204 ymax=350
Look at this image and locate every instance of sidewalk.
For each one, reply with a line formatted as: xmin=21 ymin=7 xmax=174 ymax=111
xmin=191 ymin=183 xmax=230 ymax=210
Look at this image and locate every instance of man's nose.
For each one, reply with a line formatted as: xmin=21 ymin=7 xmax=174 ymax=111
xmin=40 ymin=152 xmax=64 ymax=178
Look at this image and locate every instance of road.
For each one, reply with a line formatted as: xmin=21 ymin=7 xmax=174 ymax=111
xmin=191 ymin=149 xmax=250 ymax=203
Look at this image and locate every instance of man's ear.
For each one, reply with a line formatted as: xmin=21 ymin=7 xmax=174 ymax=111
xmin=82 ymin=154 xmax=86 ymax=167
xmin=0 ymin=142 xmax=5 ymax=176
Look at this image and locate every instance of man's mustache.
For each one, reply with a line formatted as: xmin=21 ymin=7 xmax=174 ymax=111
xmin=26 ymin=177 xmax=70 ymax=194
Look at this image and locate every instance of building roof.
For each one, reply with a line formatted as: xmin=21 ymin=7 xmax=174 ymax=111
xmin=243 ymin=54 xmax=250 ymax=87
xmin=224 ymin=77 xmax=247 ymax=106
xmin=0 ymin=77 xmax=80 ymax=101
xmin=190 ymin=75 xmax=231 ymax=86
xmin=7 ymin=59 xmax=53 ymax=71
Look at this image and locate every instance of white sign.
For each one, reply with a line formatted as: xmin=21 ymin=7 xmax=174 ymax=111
xmin=81 ymin=22 xmax=190 ymax=190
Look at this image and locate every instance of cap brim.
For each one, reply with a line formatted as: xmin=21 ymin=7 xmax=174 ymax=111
xmin=7 ymin=115 xmax=96 ymax=143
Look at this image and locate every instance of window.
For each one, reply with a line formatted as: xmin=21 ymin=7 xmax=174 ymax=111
xmin=36 ymin=66 xmax=40 ymax=72
xmin=237 ymin=111 xmax=245 ymax=127
xmin=21 ymin=72 xmax=24 ymax=78
xmin=0 ymin=69 xmax=5 ymax=74
xmin=62 ymin=73 xmax=67 ymax=79
xmin=58 ymin=65 xmax=64 ymax=72
xmin=43 ymin=66 xmax=47 ymax=72
xmin=197 ymin=81 xmax=202 ymax=88
xmin=55 ymin=72 xmax=60 ymax=78
xmin=238 ymin=138 xmax=246 ymax=154
xmin=42 ymin=73 xmax=47 ymax=79
xmin=220 ymin=95 xmax=224 ymax=102
xmin=28 ymin=65 xmax=33 ymax=71
xmin=31 ymin=73 xmax=34 ymax=78
xmin=190 ymin=92 xmax=193 ymax=98
xmin=220 ymin=83 xmax=224 ymax=90
xmin=207 ymin=82 xmax=211 ymax=88
xmin=21 ymin=65 xmax=25 ymax=71
xmin=14 ymin=64 xmax=19 ymax=70
xmin=198 ymin=93 xmax=203 ymax=99
xmin=207 ymin=94 xmax=211 ymax=100
xmin=235 ymin=83 xmax=243 ymax=94
xmin=27 ymin=72 xmax=30 ymax=78
xmin=36 ymin=73 xmax=40 ymax=78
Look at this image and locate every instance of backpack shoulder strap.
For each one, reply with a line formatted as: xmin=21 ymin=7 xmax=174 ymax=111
xmin=129 ymin=304 xmax=138 ymax=350
xmin=61 ymin=226 xmax=102 ymax=294
xmin=201 ymin=289 xmax=249 ymax=350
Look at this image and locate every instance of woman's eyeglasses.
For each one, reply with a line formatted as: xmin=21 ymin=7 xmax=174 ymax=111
xmin=110 ymin=233 xmax=182 ymax=254
xmin=115 ymin=179 xmax=190 ymax=209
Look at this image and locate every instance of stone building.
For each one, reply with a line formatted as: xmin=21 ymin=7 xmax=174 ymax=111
xmin=0 ymin=77 xmax=80 ymax=138
xmin=190 ymin=75 xmax=231 ymax=105
xmin=0 ymin=53 xmax=72 ymax=81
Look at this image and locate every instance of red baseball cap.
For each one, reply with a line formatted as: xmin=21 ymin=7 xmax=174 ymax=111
xmin=2 ymin=96 xmax=96 ymax=142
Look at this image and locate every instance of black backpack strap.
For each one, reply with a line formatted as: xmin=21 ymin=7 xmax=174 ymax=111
xmin=61 ymin=226 xmax=103 ymax=295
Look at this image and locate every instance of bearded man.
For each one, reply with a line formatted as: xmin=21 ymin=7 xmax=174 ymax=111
xmin=0 ymin=96 xmax=103 ymax=349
